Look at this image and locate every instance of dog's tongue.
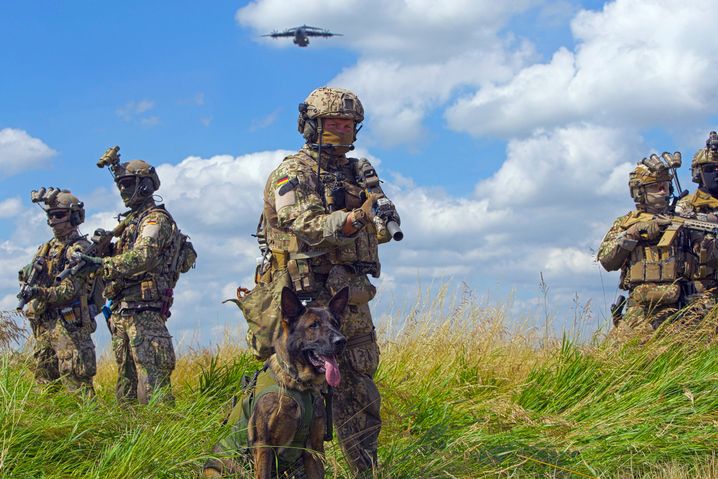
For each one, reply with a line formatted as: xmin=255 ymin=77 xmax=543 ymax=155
xmin=321 ymin=355 xmax=341 ymax=387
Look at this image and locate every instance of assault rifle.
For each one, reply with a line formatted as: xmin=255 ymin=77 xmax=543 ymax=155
xmin=656 ymin=215 xmax=718 ymax=248
xmin=17 ymin=254 xmax=46 ymax=311
xmin=55 ymin=213 xmax=134 ymax=281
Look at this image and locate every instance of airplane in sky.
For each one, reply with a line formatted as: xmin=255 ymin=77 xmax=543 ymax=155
xmin=262 ymin=25 xmax=343 ymax=47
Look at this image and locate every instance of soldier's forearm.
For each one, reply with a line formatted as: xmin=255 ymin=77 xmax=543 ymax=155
xmin=102 ymin=247 xmax=160 ymax=279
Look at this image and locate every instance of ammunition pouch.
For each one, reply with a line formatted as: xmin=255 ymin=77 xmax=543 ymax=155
xmin=630 ymin=283 xmax=682 ymax=307
xmin=326 ymin=265 xmax=376 ymax=306
xmin=626 ymin=244 xmax=696 ymax=285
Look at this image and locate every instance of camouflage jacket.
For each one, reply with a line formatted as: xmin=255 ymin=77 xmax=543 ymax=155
xmin=101 ymin=203 xmax=179 ymax=305
xmin=262 ymin=146 xmax=388 ymax=300
xmin=20 ymin=231 xmax=93 ymax=320
xmin=598 ymin=210 xmax=718 ymax=290
xmin=675 ymin=189 xmax=718 ymax=220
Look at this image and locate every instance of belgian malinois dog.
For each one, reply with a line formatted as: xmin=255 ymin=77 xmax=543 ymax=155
xmin=204 ymin=286 xmax=348 ymax=479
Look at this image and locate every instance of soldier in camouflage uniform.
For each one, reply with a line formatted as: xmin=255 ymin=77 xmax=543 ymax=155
xmin=674 ymin=132 xmax=718 ymax=304
xmin=598 ymin=157 xmax=718 ymax=334
xmin=259 ymin=87 xmax=401 ymax=476
xmin=17 ymin=188 xmax=98 ymax=395
xmin=76 ymin=159 xmax=196 ymax=404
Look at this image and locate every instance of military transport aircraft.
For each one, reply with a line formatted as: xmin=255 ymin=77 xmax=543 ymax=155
xmin=262 ymin=25 xmax=343 ymax=47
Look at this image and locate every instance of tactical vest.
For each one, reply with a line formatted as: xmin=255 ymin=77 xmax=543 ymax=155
xmin=106 ymin=205 xmax=193 ymax=311
xmin=262 ymin=151 xmax=381 ymax=299
xmin=27 ymin=235 xmax=100 ymax=328
xmin=619 ymin=211 xmax=697 ymax=287
xmin=219 ymin=367 xmax=317 ymax=473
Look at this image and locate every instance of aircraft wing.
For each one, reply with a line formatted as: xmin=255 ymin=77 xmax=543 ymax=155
xmin=262 ymin=30 xmax=295 ymax=38
xmin=305 ymin=30 xmax=343 ymax=38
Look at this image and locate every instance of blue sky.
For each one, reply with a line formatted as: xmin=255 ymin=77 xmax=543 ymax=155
xmin=3 ymin=0 xmax=718 ymax=348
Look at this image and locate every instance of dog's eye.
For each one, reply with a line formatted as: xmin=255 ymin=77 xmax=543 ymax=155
xmin=310 ymin=322 xmax=320 ymax=329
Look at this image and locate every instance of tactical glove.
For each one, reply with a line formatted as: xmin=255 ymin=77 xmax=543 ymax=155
xmin=351 ymin=193 xmax=380 ymax=230
xmin=625 ymin=219 xmax=671 ymax=241
xmin=71 ymin=252 xmax=103 ymax=272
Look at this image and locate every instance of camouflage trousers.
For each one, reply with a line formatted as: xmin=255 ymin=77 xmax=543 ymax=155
xmin=31 ymin=314 xmax=96 ymax=394
xmin=332 ymin=302 xmax=381 ymax=477
xmin=109 ymin=309 xmax=176 ymax=404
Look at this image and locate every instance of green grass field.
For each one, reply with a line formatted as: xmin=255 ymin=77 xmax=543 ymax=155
xmin=2 ymin=288 xmax=718 ymax=479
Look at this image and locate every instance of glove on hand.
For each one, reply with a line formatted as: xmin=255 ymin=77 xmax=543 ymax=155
xmin=71 ymin=252 xmax=103 ymax=272
xmin=626 ymin=219 xmax=670 ymax=241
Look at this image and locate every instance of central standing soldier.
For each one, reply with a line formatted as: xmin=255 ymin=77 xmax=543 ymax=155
xmin=259 ymin=87 xmax=401 ymax=476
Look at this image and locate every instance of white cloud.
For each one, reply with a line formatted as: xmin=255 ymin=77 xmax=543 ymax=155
xmin=117 ymin=99 xmax=158 ymax=126
xmin=0 ymin=198 xmax=22 ymax=218
xmin=0 ymin=129 xmax=56 ymax=178
xmin=446 ymin=0 xmax=718 ymax=138
xmin=236 ymin=0 xmax=538 ymax=146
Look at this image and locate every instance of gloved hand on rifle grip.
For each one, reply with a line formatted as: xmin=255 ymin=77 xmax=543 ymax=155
xmin=625 ymin=218 xmax=671 ymax=241
xmin=71 ymin=252 xmax=103 ymax=272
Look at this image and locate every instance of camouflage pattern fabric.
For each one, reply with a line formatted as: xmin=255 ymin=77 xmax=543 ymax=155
xmin=332 ymin=303 xmax=381 ymax=475
xmin=101 ymin=201 xmax=179 ymax=404
xmin=22 ymin=232 xmax=97 ymax=394
xmin=675 ymin=189 xmax=718 ymax=220
xmin=31 ymin=316 xmax=96 ymax=393
xmin=109 ymin=310 xmax=175 ymax=404
xmin=102 ymin=206 xmax=174 ymax=282
xmin=263 ymin=146 xmax=386 ymax=475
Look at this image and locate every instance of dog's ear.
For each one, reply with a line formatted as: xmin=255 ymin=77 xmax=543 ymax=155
xmin=281 ymin=287 xmax=305 ymax=324
xmin=328 ymin=286 xmax=349 ymax=323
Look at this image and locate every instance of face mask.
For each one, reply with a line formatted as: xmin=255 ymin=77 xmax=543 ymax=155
xmin=320 ymin=129 xmax=354 ymax=155
xmin=117 ymin=177 xmax=140 ymax=207
xmin=643 ymin=190 xmax=670 ymax=211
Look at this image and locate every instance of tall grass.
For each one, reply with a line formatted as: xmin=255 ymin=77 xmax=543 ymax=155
xmin=1 ymin=287 xmax=718 ymax=478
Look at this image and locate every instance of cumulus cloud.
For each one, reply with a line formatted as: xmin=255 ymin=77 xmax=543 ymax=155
xmin=0 ymin=198 xmax=22 ymax=218
xmin=386 ymin=124 xmax=635 ymax=299
xmin=446 ymin=0 xmax=718 ymax=137
xmin=0 ymin=129 xmax=56 ymax=178
xmin=237 ymin=0 xmax=537 ymax=146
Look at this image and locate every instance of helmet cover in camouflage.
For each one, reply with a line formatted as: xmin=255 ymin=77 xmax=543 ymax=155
xmin=691 ymin=143 xmax=718 ymax=185
xmin=629 ymin=162 xmax=673 ymax=207
xmin=115 ymin=160 xmax=161 ymax=191
xmin=298 ymin=87 xmax=364 ymax=142
xmin=31 ymin=188 xmax=85 ymax=225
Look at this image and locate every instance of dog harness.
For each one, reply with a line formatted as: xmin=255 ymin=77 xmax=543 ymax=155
xmin=217 ymin=366 xmax=318 ymax=473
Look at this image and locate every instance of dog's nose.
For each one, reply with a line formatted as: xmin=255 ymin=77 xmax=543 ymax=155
xmin=333 ymin=335 xmax=347 ymax=354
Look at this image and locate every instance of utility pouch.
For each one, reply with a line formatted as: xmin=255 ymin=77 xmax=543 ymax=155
xmin=631 ymin=283 xmax=681 ymax=306
xmin=140 ymin=280 xmax=157 ymax=301
xmin=287 ymin=257 xmax=316 ymax=295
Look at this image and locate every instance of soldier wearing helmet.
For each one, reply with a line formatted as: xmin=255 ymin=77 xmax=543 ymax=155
xmin=597 ymin=157 xmax=704 ymax=333
xmin=77 ymin=154 xmax=196 ymax=404
xmin=226 ymin=87 xmax=398 ymax=476
xmin=17 ymin=188 xmax=99 ymax=395
xmin=673 ymin=131 xmax=718 ymax=306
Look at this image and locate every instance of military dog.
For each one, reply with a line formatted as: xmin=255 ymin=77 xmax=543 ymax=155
xmin=204 ymin=286 xmax=348 ymax=479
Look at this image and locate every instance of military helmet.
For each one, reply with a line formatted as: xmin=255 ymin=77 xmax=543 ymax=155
xmin=115 ymin=159 xmax=161 ymax=191
xmin=629 ymin=161 xmax=673 ymax=204
xmin=298 ymin=87 xmax=364 ymax=143
xmin=31 ymin=188 xmax=85 ymax=226
xmin=691 ymin=133 xmax=718 ymax=184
